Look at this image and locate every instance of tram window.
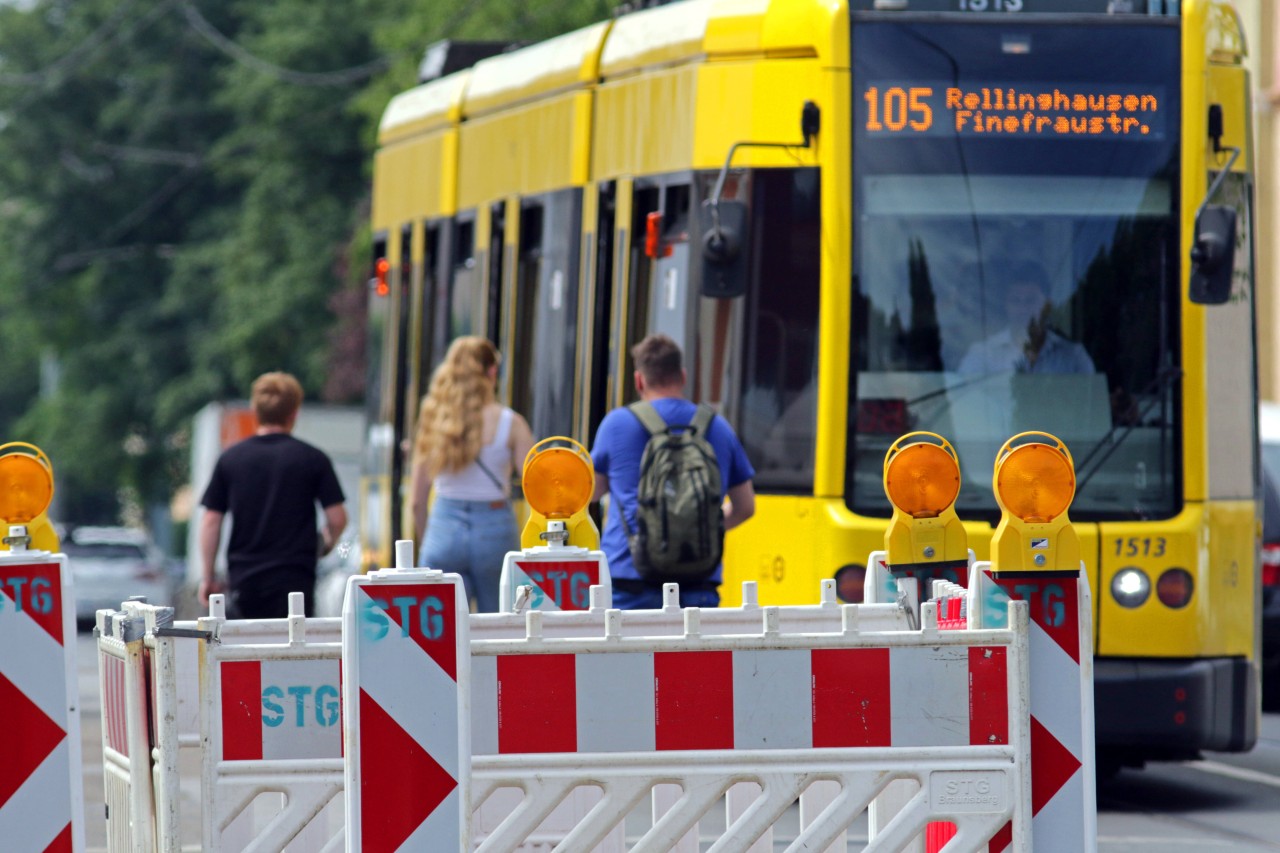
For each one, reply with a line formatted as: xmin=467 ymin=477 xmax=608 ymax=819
xmin=733 ymin=168 xmax=821 ymax=493
xmin=394 ymin=224 xmax=412 ymax=431
xmin=648 ymin=183 xmax=694 ymax=356
xmin=487 ymin=201 xmax=505 ymax=345
xmin=587 ymin=182 xmax=616 ymax=441
xmin=448 ymin=216 xmax=476 ymax=340
xmin=624 ymin=186 xmax=662 ymax=394
xmin=412 ymin=223 xmax=442 ymax=412
xmin=365 ymin=235 xmax=390 ymax=429
xmin=511 ymin=190 xmax=582 ymax=440
xmin=512 ymin=202 xmax=544 ymax=421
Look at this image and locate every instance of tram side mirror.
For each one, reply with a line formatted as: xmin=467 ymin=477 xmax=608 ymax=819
xmin=699 ymin=199 xmax=749 ymax=298
xmin=1189 ymin=204 xmax=1237 ymax=305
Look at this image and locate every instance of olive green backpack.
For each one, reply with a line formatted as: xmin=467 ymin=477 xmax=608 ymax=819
xmin=617 ymin=402 xmax=724 ymax=583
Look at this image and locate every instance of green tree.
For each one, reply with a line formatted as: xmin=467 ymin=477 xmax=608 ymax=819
xmin=0 ymin=0 xmax=614 ymax=528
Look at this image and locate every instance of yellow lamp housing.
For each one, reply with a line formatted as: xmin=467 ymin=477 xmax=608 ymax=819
xmin=519 ymin=437 xmax=600 ymax=550
xmin=882 ymin=432 xmax=968 ymax=568
xmin=0 ymin=442 xmax=59 ymax=552
xmin=990 ymin=431 xmax=1081 ymax=573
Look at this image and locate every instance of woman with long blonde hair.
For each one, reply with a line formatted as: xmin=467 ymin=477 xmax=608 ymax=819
xmin=411 ymin=336 xmax=534 ymax=611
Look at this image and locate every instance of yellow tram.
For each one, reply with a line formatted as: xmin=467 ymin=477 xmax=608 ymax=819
xmin=366 ymin=0 xmax=1259 ymax=766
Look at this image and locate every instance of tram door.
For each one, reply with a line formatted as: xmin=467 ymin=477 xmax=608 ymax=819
xmin=647 ymin=183 xmax=693 ymax=351
xmin=508 ymin=190 xmax=583 ymax=443
xmin=618 ymin=179 xmax=696 ymax=403
xmin=583 ymin=182 xmax=617 ymax=443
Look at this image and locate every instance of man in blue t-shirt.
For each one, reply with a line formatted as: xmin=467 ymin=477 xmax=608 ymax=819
xmin=590 ymin=334 xmax=756 ymax=609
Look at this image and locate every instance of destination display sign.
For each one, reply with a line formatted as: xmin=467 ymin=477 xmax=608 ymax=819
xmin=859 ymin=82 xmax=1166 ymax=140
xmin=851 ymin=0 xmax=1178 ymax=13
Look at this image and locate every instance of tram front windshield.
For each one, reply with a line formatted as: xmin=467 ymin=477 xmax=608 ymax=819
xmin=849 ymin=19 xmax=1181 ymax=521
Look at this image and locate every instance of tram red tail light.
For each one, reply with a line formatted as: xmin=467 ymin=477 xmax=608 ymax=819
xmin=834 ymin=564 xmax=866 ymax=603
xmin=373 ymin=257 xmax=390 ymax=296
xmin=1262 ymin=543 xmax=1280 ymax=587
xmin=645 ymin=212 xmax=662 ymax=259
xmin=1155 ymin=568 xmax=1194 ymax=609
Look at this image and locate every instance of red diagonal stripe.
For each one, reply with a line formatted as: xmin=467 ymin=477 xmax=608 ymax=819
xmin=1030 ymin=715 xmax=1082 ymax=814
xmin=989 ymin=821 xmax=1013 ymax=853
xmin=514 ymin=560 xmax=600 ymax=610
xmin=362 ymin=584 xmax=457 ymax=679
xmin=1 ymin=562 xmax=64 ymax=645
xmin=43 ymin=822 xmax=72 ymax=853
xmin=0 ymin=670 xmax=66 ymax=809
xmin=990 ymin=574 xmax=1080 ymax=663
xmin=360 ymin=688 xmax=456 ymax=852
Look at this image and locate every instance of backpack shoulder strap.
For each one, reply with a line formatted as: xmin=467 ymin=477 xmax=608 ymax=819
xmin=690 ymin=403 xmax=715 ymax=437
xmin=628 ymin=401 xmax=668 ymax=436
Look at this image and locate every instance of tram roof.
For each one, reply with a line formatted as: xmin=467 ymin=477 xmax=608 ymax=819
xmin=379 ymin=71 xmax=470 ymax=144
xmin=600 ymin=0 xmax=824 ymax=76
xmin=378 ymin=0 xmax=832 ymax=141
xmin=465 ymin=21 xmax=612 ymax=117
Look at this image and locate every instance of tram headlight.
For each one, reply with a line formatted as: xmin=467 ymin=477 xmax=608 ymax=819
xmin=1111 ymin=567 xmax=1151 ymax=608
xmin=1156 ymin=568 xmax=1194 ymax=609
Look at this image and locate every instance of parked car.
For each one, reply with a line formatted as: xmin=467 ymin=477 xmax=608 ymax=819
xmin=1259 ymin=402 xmax=1280 ymax=709
xmin=62 ymin=526 xmax=172 ymax=628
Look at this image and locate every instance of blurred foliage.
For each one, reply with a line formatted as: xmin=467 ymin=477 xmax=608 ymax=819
xmin=0 ymin=0 xmax=613 ymax=524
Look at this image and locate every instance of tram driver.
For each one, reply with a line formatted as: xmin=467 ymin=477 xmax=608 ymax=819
xmin=958 ymin=261 xmax=1095 ymax=376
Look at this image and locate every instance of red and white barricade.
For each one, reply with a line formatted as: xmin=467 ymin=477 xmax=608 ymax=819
xmin=105 ymin=547 xmax=1075 ymax=852
xmin=193 ymin=593 xmax=345 ymax=851
xmin=1 ymin=540 xmax=84 ymax=853
xmin=342 ymin=542 xmax=470 ymax=852
xmin=468 ymin=592 xmax=1031 ymax=852
xmin=98 ymin=593 xmax=347 ymax=852
xmin=342 ymin=537 xmax=1034 ymax=852
xmin=96 ymin=601 xmax=161 ymax=853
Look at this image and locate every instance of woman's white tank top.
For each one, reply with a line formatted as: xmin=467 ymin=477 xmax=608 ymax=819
xmin=434 ymin=407 xmax=513 ymax=501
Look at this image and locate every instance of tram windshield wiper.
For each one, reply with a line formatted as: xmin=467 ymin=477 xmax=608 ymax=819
xmin=1073 ymin=364 xmax=1182 ymax=502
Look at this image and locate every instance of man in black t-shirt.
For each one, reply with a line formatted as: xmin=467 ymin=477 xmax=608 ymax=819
xmin=199 ymin=372 xmax=347 ymax=618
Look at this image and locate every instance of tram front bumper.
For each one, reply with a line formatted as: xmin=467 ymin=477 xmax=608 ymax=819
xmin=1094 ymin=657 xmax=1257 ymax=756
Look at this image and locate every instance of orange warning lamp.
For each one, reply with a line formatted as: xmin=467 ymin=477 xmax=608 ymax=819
xmin=0 ymin=442 xmax=60 ymax=552
xmin=519 ymin=437 xmax=600 ymax=549
xmin=990 ymin=432 xmax=1080 ymax=572
xmin=882 ymin=432 xmax=967 ymax=566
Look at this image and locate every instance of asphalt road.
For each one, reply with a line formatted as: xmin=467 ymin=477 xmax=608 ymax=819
xmin=74 ymin=634 xmax=1280 ymax=851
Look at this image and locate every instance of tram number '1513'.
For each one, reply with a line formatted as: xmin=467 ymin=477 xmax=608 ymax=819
xmin=958 ymin=0 xmax=1023 ymax=10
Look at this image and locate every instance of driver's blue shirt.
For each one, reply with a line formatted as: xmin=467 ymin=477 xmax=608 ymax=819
xmin=590 ymin=398 xmax=755 ymax=583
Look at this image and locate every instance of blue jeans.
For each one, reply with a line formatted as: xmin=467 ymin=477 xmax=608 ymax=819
xmin=419 ymin=497 xmax=517 ymax=613
xmin=610 ymin=581 xmax=720 ymax=611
